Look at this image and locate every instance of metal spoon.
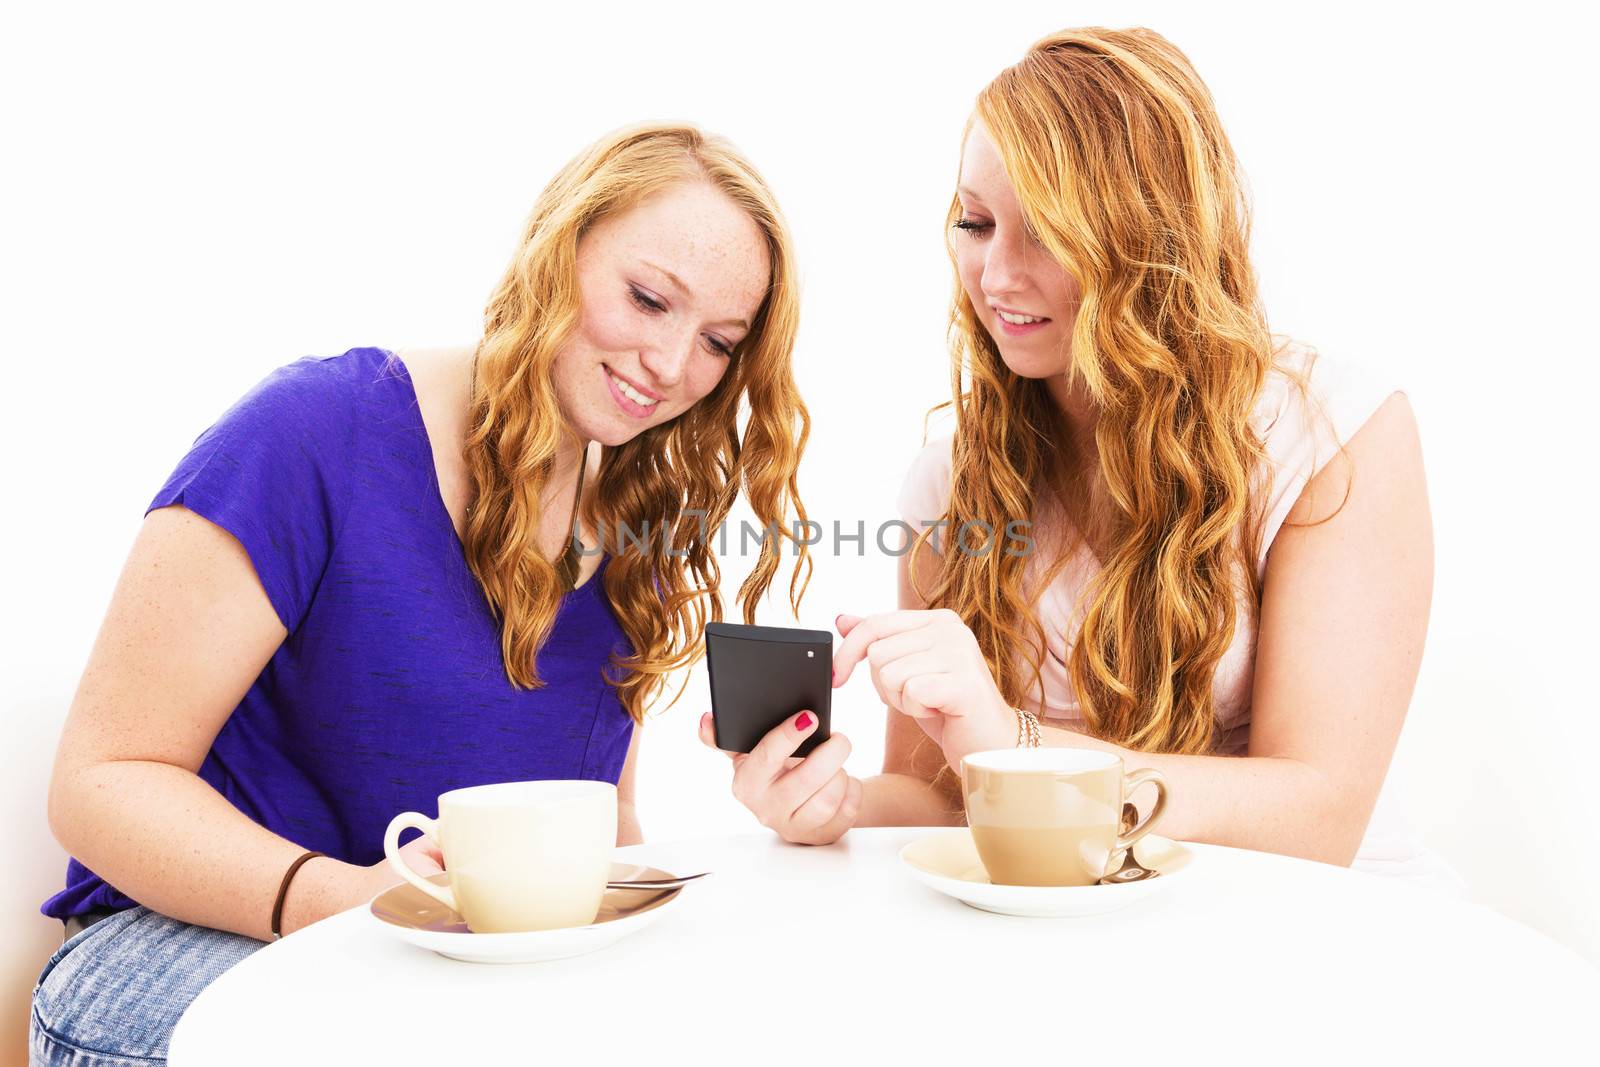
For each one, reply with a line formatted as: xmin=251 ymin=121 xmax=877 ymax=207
xmin=1098 ymin=803 xmax=1160 ymax=885
xmin=1098 ymin=850 xmax=1160 ymax=885
xmin=605 ymin=871 xmax=710 ymax=890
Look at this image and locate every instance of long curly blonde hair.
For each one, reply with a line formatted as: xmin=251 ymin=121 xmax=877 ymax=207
xmin=914 ymin=28 xmax=1326 ymax=755
xmin=464 ymin=123 xmax=812 ymax=724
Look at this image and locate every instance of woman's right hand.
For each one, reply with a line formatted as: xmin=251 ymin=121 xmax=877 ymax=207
xmin=364 ymin=833 xmax=445 ymax=898
xmin=699 ymin=710 xmax=862 ymax=845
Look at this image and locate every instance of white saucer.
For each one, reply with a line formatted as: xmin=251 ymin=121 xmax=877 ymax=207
xmin=368 ymin=862 xmax=686 ymax=963
xmin=899 ymin=829 xmax=1193 ymax=917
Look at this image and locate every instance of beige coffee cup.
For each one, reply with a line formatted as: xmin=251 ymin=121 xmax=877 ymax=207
xmin=961 ymin=747 xmax=1169 ymax=887
xmin=382 ymin=780 xmax=617 ymax=933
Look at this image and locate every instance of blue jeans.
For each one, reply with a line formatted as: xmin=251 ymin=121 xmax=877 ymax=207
xmin=30 ymin=907 xmax=263 ymax=1066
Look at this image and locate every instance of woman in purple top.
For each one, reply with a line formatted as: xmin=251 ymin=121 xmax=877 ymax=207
xmin=32 ymin=124 xmax=811 ymax=1066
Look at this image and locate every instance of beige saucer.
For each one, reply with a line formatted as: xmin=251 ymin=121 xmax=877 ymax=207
xmin=369 ymin=862 xmax=685 ymax=963
xmin=899 ymin=829 xmax=1193 ymax=917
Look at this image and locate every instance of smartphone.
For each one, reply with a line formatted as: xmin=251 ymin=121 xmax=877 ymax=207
xmin=705 ymin=621 xmax=832 ymax=758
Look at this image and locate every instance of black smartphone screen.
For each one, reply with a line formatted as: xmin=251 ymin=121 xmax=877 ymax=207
xmin=705 ymin=621 xmax=832 ymax=758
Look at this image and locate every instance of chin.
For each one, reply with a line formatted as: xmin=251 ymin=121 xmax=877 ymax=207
xmin=556 ymin=391 xmax=646 ymax=449
xmin=583 ymin=417 xmax=642 ymax=448
xmin=590 ymin=403 xmax=670 ymax=448
xmin=995 ymin=348 xmax=1069 ymax=381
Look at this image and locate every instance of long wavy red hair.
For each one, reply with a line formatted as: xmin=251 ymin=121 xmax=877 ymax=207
xmin=914 ymin=28 xmax=1333 ymax=755
xmin=464 ymin=124 xmax=812 ymax=723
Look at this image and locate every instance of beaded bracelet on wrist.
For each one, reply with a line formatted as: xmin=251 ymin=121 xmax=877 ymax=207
xmin=1013 ymin=706 xmax=1041 ymax=748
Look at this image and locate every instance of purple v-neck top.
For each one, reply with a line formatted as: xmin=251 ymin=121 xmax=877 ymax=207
xmin=44 ymin=347 xmax=635 ymax=920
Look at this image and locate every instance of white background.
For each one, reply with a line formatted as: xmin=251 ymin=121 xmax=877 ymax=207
xmin=4 ymin=1 xmax=1598 ymax=1058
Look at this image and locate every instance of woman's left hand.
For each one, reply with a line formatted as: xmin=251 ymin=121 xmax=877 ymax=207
xmin=831 ymin=609 xmax=1017 ymax=768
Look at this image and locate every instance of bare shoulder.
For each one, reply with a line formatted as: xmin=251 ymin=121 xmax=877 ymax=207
xmin=1282 ymin=391 xmax=1422 ymax=528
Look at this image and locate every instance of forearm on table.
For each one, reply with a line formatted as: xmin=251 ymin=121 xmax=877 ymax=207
xmin=1043 ymin=725 xmax=1363 ymax=865
xmin=50 ymin=760 xmax=371 ymax=940
xmin=856 ymin=772 xmax=964 ymax=828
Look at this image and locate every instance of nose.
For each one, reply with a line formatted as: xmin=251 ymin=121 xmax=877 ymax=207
xmin=980 ymin=227 xmax=1029 ymax=302
xmin=637 ymin=330 xmax=693 ymax=391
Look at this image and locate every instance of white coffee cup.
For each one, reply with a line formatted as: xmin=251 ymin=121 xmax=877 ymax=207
xmin=382 ymin=780 xmax=617 ymax=933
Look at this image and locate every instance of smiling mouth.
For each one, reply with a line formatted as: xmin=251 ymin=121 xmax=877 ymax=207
xmin=995 ymin=308 xmax=1049 ymax=325
xmin=604 ymin=364 xmax=661 ymax=412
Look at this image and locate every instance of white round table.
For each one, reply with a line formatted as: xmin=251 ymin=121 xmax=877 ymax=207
xmin=170 ymin=828 xmax=1599 ymax=1064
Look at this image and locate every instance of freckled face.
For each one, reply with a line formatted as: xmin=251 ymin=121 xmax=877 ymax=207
xmin=550 ymin=180 xmax=771 ymax=447
xmin=952 ymin=120 xmax=1082 ymax=379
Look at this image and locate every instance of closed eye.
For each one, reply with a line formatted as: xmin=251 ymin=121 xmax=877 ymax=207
xmin=953 ymin=218 xmax=993 ymax=238
xmin=628 ymin=286 xmax=666 ymax=313
xmin=633 ymin=284 xmax=735 ymax=358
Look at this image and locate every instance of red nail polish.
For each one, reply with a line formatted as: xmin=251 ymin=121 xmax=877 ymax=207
xmin=795 ymin=712 xmax=814 ymax=731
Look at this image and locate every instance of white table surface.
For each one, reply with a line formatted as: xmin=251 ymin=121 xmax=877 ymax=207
xmin=170 ymin=828 xmax=1600 ymax=1065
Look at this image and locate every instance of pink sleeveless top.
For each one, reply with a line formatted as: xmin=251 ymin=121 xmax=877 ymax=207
xmin=896 ymin=343 xmax=1395 ymax=755
xmin=895 ymin=344 xmax=1466 ymax=892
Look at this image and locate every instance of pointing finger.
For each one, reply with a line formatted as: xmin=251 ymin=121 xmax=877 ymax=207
xmin=831 ymin=611 xmax=938 ymax=688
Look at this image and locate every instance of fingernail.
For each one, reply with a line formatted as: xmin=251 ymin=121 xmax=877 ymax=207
xmin=795 ymin=712 xmax=814 ymax=732
xmin=834 ymin=613 xmax=843 ymax=626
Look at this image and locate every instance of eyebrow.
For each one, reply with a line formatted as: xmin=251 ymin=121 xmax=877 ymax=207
xmin=641 ymin=260 xmax=750 ymax=331
xmin=956 ymin=186 xmax=987 ymax=204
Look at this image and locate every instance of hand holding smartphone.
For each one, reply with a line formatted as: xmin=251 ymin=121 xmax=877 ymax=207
xmin=704 ymin=621 xmax=832 ymax=758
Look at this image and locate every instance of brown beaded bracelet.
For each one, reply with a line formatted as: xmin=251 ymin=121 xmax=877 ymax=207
xmin=270 ymin=850 xmax=325 ymax=941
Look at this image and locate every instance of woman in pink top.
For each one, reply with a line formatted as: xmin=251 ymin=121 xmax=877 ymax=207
xmin=705 ymin=27 xmax=1458 ymax=886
